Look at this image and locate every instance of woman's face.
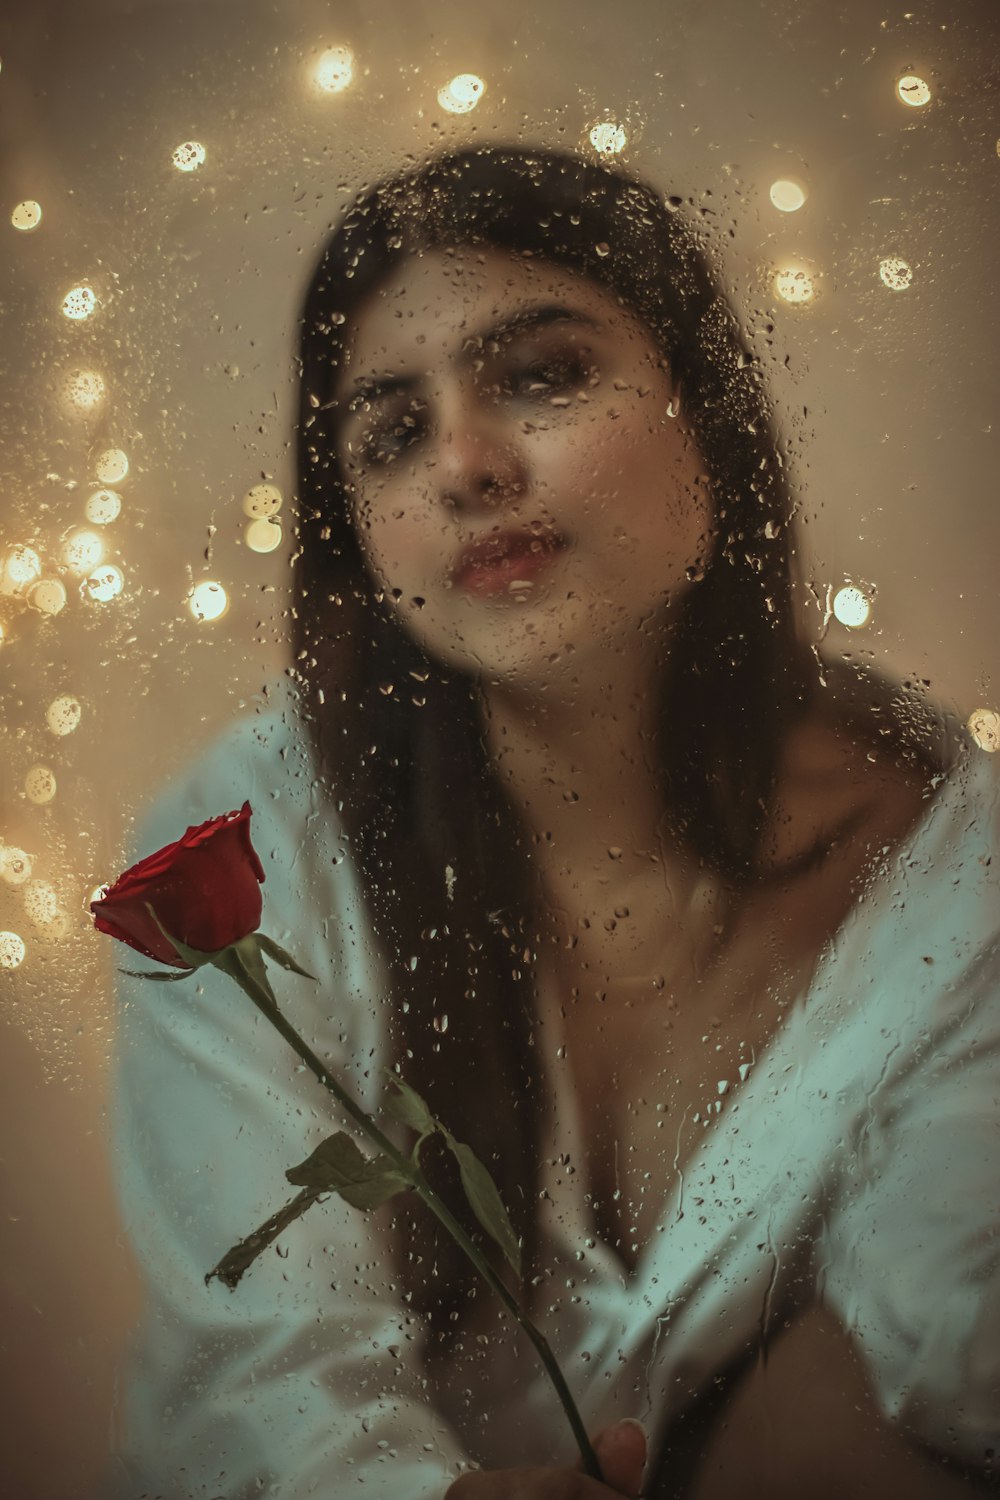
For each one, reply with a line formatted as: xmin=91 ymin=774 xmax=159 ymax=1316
xmin=332 ymin=246 xmax=713 ymax=687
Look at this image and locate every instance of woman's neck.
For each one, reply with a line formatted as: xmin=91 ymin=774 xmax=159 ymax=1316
xmin=479 ymin=642 xmax=701 ymax=941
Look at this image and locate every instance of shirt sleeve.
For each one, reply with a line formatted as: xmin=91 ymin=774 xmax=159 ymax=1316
xmin=108 ymin=709 xmax=471 ymax=1499
xmin=818 ymin=933 xmax=1000 ymax=1471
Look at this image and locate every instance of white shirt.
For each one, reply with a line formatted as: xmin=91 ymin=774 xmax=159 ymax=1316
xmin=109 ymin=680 xmax=1000 ymax=1497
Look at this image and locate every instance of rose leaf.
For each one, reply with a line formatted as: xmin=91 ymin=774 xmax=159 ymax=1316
xmin=440 ymin=1131 xmax=522 ymax=1279
xmin=285 ymin=1130 xmax=411 ymax=1210
xmin=382 ymin=1069 xmax=438 ymax=1135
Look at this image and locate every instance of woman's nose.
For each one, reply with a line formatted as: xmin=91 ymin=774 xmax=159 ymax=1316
xmin=434 ymin=390 xmax=526 ymax=515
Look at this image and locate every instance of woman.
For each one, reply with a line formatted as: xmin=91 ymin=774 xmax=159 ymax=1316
xmin=111 ymin=147 xmax=999 ymax=1498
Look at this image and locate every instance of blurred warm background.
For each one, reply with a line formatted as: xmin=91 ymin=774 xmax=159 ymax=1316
xmin=0 ymin=1 xmax=997 ymax=1494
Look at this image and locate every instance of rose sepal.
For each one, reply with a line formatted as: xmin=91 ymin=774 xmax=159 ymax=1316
xmin=129 ymin=906 xmax=316 ymax=1007
xmin=255 ymin=932 xmax=318 ymax=983
xmin=116 ymin=903 xmax=228 ymax=981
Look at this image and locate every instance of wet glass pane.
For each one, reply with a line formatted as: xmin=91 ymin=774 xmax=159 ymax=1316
xmin=1 ymin=3 xmax=997 ymax=1497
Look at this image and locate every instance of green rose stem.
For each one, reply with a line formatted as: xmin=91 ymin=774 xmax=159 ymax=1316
xmin=142 ymin=913 xmax=602 ymax=1483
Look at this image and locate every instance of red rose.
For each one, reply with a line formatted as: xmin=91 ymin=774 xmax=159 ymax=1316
xmin=91 ymin=801 xmax=266 ymax=967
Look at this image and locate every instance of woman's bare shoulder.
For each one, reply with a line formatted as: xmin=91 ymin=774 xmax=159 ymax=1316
xmin=759 ymin=698 xmax=933 ymax=880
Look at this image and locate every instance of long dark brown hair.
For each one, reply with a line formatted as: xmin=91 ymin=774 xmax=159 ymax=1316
xmin=290 ymin=146 xmax=816 ymax=1350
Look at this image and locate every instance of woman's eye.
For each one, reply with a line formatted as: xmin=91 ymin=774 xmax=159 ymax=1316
xmin=357 ymin=403 xmax=427 ymax=466
xmin=503 ymin=356 xmax=590 ymax=398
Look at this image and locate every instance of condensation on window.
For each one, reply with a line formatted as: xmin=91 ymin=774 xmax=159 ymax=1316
xmin=1 ymin=4 xmax=998 ymax=1498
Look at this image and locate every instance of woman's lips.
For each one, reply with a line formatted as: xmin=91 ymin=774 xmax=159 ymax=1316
xmin=451 ymin=530 xmax=567 ymax=597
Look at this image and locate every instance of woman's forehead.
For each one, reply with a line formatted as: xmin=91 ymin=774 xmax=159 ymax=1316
xmin=336 ymin=247 xmax=624 ymax=389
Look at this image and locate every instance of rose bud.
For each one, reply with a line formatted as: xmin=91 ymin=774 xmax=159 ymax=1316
xmin=91 ymin=801 xmax=265 ymax=967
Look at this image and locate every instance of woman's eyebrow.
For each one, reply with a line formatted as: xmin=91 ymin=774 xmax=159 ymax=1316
xmin=340 ymin=373 xmax=418 ymax=408
xmin=339 ymin=304 xmax=600 ymax=408
xmin=475 ymin=303 xmax=600 ymax=347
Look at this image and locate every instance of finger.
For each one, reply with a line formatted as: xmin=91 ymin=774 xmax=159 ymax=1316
xmin=591 ymin=1419 xmax=648 ymax=1497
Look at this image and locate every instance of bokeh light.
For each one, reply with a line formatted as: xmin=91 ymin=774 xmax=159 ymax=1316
xmin=0 ymin=848 xmax=33 ymax=885
xmin=242 ymin=482 xmax=282 ymax=518
xmin=437 ymin=74 xmax=485 ymax=114
xmin=11 ymin=200 xmax=42 ymax=231
xmin=46 ymin=695 xmax=82 ymax=736
xmin=23 ymin=880 xmax=59 ymax=926
xmin=313 ymin=45 xmax=354 ymax=94
xmin=589 ymin=121 xmax=628 ymax=156
xmin=94 ymin=448 xmax=129 ymax=484
xmin=769 ymin=179 xmax=806 ymax=212
xmin=879 ymin=256 xmax=913 ymax=291
xmin=24 ymin=766 xmax=57 ymax=804
xmin=61 ymin=529 xmax=104 ymax=575
xmin=188 ymin=580 xmax=229 ymax=621
xmin=896 ymin=74 xmax=931 ymax=107
xmin=61 ymin=285 xmax=97 ymax=321
xmin=967 ymin=707 xmax=1000 ymax=753
xmin=172 ymin=140 xmax=206 ymax=172
xmin=62 ymin=368 xmax=106 ymax=413
xmin=832 ymin=585 xmax=872 ymax=628
xmin=84 ymin=488 xmax=122 ymax=525
xmin=27 ymin=578 xmax=67 ymax=615
xmin=245 ymin=517 xmax=283 ymax=553
xmin=2 ymin=544 xmax=42 ymax=593
xmin=0 ymin=932 xmax=26 ymax=969
xmin=82 ymin=563 xmax=124 ymax=603
xmin=773 ymin=265 xmax=816 ymax=305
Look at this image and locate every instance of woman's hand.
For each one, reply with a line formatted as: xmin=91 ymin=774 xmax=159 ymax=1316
xmin=444 ymin=1419 xmax=648 ymax=1499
